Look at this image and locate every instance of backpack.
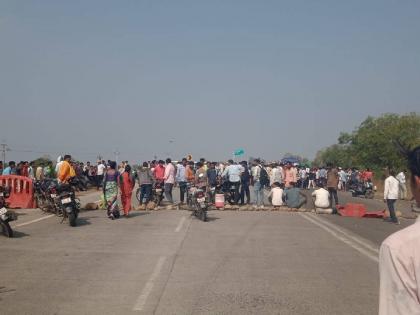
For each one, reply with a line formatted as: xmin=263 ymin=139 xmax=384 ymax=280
xmin=259 ymin=167 xmax=270 ymax=187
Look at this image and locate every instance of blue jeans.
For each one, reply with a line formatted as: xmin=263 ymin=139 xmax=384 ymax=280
xmin=139 ymin=184 xmax=152 ymax=205
xmin=253 ymin=181 xmax=264 ymax=206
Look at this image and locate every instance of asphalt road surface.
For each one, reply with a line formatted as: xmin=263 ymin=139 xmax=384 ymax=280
xmin=0 ymin=187 xmax=416 ymax=315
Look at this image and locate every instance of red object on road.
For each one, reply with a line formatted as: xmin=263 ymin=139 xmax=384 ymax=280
xmin=0 ymin=175 xmax=35 ymax=209
xmin=363 ymin=210 xmax=385 ymax=218
xmin=338 ymin=203 xmax=367 ymax=217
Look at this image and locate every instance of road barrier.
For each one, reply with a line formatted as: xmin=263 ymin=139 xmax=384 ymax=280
xmin=0 ymin=175 xmax=35 ymax=209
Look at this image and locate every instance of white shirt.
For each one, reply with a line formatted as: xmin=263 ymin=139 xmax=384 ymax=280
xmin=269 ymin=187 xmax=284 ymax=206
xmin=97 ymin=164 xmax=106 ymax=176
xmin=312 ymin=188 xmax=330 ymax=208
xmin=379 ymin=218 xmax=420 ymax=315
xmin=384 ymin=176 xmax=399 ymax=200
xmin=222 ymin=164 xmax=243 ymax=183
xmin=164 ymin=163 xmax=176 ymax=184
xmin=396 ymin=172 xmax=406 ymax=184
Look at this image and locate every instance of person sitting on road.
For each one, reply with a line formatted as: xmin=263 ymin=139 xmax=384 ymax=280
xmin=268 ymin=182 xmax=284 ymax=207
xmin=284 ymin=182 xmax=307 ymax=209
xmin=311 ymin=182 xmax=332 ymax=214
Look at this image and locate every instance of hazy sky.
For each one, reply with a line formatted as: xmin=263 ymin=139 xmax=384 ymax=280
xmin=1 ymin=0 xmax=419 ymax=163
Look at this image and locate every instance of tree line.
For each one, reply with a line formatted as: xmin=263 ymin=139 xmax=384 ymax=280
xmin=313 ymin=113 xmax=420 ymax=174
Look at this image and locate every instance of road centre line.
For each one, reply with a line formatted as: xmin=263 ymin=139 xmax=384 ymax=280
xmin=299 ymin=213 xmax=379 ymax=263
xmin=133 ymin=256 xmax=167 ymax=312
xmin=175 ymin=216 xmax=187 ymax=233
xmin=307 ymin=213 xmax=380 ymax=254
xmin=15 ymin=214 xmax=55 ymax=227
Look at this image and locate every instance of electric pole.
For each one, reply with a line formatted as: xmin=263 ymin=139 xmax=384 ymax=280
xmin=114 ymin=149 xmax=120 ymax=165
xmin=1 ymin=142 xmax=10 ymax=166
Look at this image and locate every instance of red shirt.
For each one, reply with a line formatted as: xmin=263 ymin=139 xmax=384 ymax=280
xmin=154 ymin=165 xmax=165 ymax=181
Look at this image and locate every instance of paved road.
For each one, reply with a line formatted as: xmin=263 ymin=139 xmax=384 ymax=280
xmin=1 ymin=188 xmax=415 ymax=314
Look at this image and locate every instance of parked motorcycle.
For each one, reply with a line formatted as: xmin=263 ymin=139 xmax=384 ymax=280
xmin=187 ymin=184 xmax=208 ymax=222
xmin=349 ymin=180 xmax=375 ymax=199
xmin=55 ymin=180 xmax=80 ymax=227
xmin=221 ymin=180 xmax=238 ymax=205
xmin=34 ymin=179 xmax=56 ymax=212
xmin=0 ymin=186 xmax=17 ymax=237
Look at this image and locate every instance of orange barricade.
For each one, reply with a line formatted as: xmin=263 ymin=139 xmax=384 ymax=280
xmin=0 ymin=175 xmax=35 ymax=209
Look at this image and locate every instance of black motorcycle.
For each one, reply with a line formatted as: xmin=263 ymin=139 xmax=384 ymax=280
xmin=187 ymin=184 xmax=208 ymax=222
xmin=0 ymin=186 xmax=17 ymax=238
xmin=34 ymin=179 xmax=57 ymax=212
xmin=136 ymin=181 xmax=164 ymax=207
xmin=56 ymin=180 xmax=80 ymax=227
xmin=349 ymin=180 xmax=375 ymax=199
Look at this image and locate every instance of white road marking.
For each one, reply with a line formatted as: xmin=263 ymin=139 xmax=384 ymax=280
xmin=15 ymin=214 xmax=55 ymax=227
xmin=308 ymin=213 xmax=379 ymax=254
xmin=133 ymin=256 xmax=166 ymax=311
xmin=299 ymin=213 xmax=379 ymax=263
xmin=175 ymin=216 xmax=187 ymax=233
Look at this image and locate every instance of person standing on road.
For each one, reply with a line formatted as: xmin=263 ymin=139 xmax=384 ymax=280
xmin=176 ymin=158 xmax=188 ymax=205
xmin=284 ymin=163 xmax=297 ymax=188
xmin=120 ymin=164 xmax=134 ymax=217
xmin=308 ymin=168 xmax=316 ymax=189
xmin=240 ymin=161 xmax=251 ymax=205
xmin=164 ymin=158 xmax=175 ymax=204
xmin=338 ymin=167 xmax=347 ymax=191
xmin=379 ymin=146 xmax=420 ymax=314
xmin=326 ymin=163 xmax=339 ymax=210
xmin=251 ymin=159 xmax=265 ymax=208
xmin=396 ymin=170 xmax=407 ymax=200
xmin=383 ymin=169 xmax=400 ymax=225
xmin=103 ymin=161 xmax=120 ymax=220
xmin=96 ymin=160 xmax=106 ymax=191
xmin=222 ymin=159 xmax=243 ymax=205
xmin=137 ymin=162 xmax=154 ymax=206
xmin=2 ymin=161 xmax=16 ymax=175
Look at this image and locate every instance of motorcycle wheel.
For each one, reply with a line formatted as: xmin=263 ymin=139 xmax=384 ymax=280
xmin=199 ymin=209 xmax=207 ymax=222
xmin=366 ymin=191 xmax=375 ymax=199
xmin=226 ymin=193 xmax=236 ymax=205
xmin=36 ymin=195 xmax=47 ymax=212
xmin=135 ymin=188 xmax=141 ymax=203
xmin=0 ymin=220 xmax=13 ymax=238
xmin=68 ymin=209 xmax=77 ymax=227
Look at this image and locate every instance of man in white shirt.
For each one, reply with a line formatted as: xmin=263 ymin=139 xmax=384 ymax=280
xmin=164 ymin=158 xmax=176 ymax=204
xmin=268 ymin=182 xmax=284 ymax=207
xmin=222 ymin=160 xmax=243 ymax=205
xmin=383 ymin=169 xmax=400 ymax=224
xmin=379 ymin=146 xmax=420 ymax=314
xmin=396 ymin=170 xmax=407 ymax=200
xmin=311 ymin=183 xmax=332 ymax=214
xmin=96 ymin=160 xmax=106 ymax=191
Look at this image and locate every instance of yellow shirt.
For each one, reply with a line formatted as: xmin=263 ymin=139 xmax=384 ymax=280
xmin=58 ymin=161 xmax=75 ymax=182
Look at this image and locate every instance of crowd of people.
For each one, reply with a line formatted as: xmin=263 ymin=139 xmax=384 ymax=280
xmin=0 ymin=156 xmax=411 ymax=220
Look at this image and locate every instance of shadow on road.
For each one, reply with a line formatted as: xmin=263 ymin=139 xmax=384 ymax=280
xmin=10 ymin=231 xmax=30 ymax=238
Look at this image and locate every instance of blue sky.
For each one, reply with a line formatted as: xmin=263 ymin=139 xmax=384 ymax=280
xmin=1 ymin=0 xmax=419 ymax=162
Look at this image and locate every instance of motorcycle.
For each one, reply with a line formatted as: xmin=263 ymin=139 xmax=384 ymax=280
xmin=136 ymin=181 xmax=165 ymax=206
xmin=0 ymin=186 xmax=17 ymax=238
xmin=221 ymin=179 xmax=238 ymax=205
xmin=349 ymin=180 xmax=375 ymax=199
xmin=56 ymin=179 xmax=80 ymax=227
xmin=34 ymin=179 xmax=57 ymax=212
xmin=187 ymin=183 xmax=208 ymax=222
